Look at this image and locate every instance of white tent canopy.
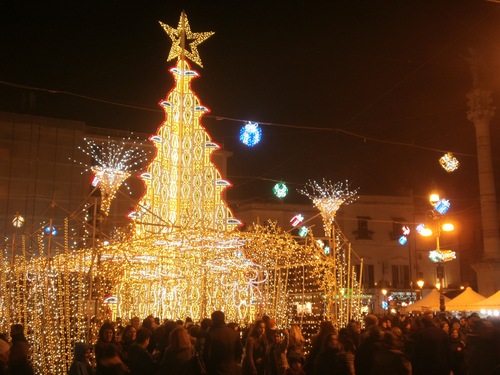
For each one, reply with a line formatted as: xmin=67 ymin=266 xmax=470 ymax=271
xmin=446 ymin=287 xmax=486 ymax=311
xmin=473 ymin=289 xmax=500 ymax=312
xmin=406 ymin=288 xmax=450 ymax=312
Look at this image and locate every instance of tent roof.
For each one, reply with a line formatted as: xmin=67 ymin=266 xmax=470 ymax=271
xmin=446 ymin=287 xmax=486 ymax=311
xmin=405 ymin=288 xmax=450 ymax=312
xmin=473 ymin=289 xmax=500 ymax=310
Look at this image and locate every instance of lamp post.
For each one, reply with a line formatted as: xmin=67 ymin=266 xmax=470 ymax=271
xmin=417 ymin=193 xmax=456 ymax=314
xmin=417 ymin=280 xmax=424 ymax=300
xmin=381 ymin=288 xmax=388 ymax=311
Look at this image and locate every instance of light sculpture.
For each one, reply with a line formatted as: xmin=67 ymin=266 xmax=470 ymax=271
xmin=76 ymin=136 xmax=151 ymax=215
xmin=299 ymin=179 xmax=358 ymax=236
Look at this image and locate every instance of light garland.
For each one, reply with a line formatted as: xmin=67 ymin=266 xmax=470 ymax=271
xmin=0 ymin=12 xmax=366 ymax=374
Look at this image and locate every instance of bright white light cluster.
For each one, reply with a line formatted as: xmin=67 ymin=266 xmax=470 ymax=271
xmin=76 ymin=135 xmax=151 ymax=215
xmin=439 ymin=152 xmax=459 ymax=172
xmin=299 ymin=179 xmax=358 ymax=235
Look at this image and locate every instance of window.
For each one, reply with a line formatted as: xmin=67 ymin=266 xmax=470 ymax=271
xmin=355 ymin=264 xmax=375 ymax=288
xmin=390 ymin=217 xmax=406 ymax=241
xmin=392 ymin=265 xmax=410 ymax=289
xmin=353 ymin=216 xmax=374 ymax=240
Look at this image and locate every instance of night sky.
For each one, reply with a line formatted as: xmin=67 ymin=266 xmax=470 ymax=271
xmin=1 ymin=0 xmax=500 ymax=210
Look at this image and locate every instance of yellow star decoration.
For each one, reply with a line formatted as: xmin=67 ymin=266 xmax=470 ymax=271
xmin=159 ymin=11 xmax=214 ymax=68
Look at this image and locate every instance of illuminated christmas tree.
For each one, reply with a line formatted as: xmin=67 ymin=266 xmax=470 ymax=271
xmin=129 ymin=11 xmax=241 ymax=234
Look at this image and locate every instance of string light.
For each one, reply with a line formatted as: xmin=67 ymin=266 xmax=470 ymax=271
xmin=0 ymin=13 xmax=366 ymax=374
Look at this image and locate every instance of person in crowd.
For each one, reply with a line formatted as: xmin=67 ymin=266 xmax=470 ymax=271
xmin=130 ymin=317 xmax=141 ymax=330
xmin=449 ymin=327 xmax=466 ymax=375
xmin=128 ymin=327 xmax=158 ymax=375
xmin=141 ymin=316 xmax=157 ymax=354
xmin=379 ymin=317 xmax=391 ymax=332
xmin=303 ymin=320 xmax=334 ymax=375
xmin=369 ymin=331 xmax=411 ymax=374
xmin=95 ymin=343 xmax=128 ymax=375
xmin=115 ymin=318 xmax=125 ymax=340
xmin=314 ymin=332 xmax=350 ymax=375
xmin=354 ymin=324 xmax=384 ymax=375
xmin=160 ymin=326 xmax=194 ymax=374
xmin=345 ymin=321 xmax=361 ymax=349
xmin=338 ymin=328 xmax=356 ymax=375
xmin=242 ymin=319 xmax=269 ymax=375
xmin=203 ymin=310 xmax=242 ymax=375
xmin=359 ymin=314 xmax=378 ymax=344
xmin=156 ymin=320 xmax=182 ymax=362
xmin=265 ymin=317 xmax=279 ymax=374
xmin=8 ymin=323 xmax=34 ymax=375
xmin=285 ymin=356 xmax=305 ymax=375
xmin=286 ymin=325 xmax=305 ymax=365
xmin=194 ymin=318 xmax=211 ymax=357
xmin=69 ymin=342 xmax=94 ymax=375
xmin=0 ymin=338 xmax=11 ymax=375
xmin=271 ymin=329 xmax=289 ymax=375
xmin=188 ymin=325 xmax=200 ymax=347
xmin=184 ymin=317 xmax=194 ymax=331
xmin=120 ymin=325 xmax=137 ymax=366
xmin=412 ymin=316 xmax=451 ymax=375
xmin=464 ymin=318 xmax=500 ymax=375
xmin=440 ymin=320 xmax=450 ymax=335
xmin=95 ymin=322 xmax=125 ymax=374
xmin=459 ymin=315 xmax=471 ymax=339
xmin=400 ymin=317 xmax=415 ymax=360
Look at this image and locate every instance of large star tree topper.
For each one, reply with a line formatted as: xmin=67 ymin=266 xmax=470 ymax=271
xmin=159 ymin=11 xmax=214 ymax=68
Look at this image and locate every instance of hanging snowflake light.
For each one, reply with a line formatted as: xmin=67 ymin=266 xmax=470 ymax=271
xmin=239 ymin=122 xmax=262 ymax=147
xmin=299 ymin=179 xmax=358 ymax=236
xmin=439 ymin=152 xmax=459 ymax=172
xmin=75 ymin=135 xmax=152 ymax=215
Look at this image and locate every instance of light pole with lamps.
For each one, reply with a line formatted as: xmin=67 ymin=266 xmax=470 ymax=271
xmin=417 ymin=193 xmax=456 ymax=313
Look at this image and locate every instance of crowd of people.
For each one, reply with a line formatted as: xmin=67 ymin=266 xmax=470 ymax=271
xmin=1 ymin=310 xmax=499 ymax=374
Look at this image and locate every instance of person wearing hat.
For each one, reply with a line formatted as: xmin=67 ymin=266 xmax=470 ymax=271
xmin=0 ymin=338 xmax=11 ymax=375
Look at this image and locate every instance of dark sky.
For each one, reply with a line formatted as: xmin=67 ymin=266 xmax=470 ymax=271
xmin=1 ymin=0 xmax=500 ymax=209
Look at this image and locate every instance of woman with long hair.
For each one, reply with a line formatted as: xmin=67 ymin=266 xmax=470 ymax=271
xmin=314 ymin=332 xmax=350 ymax=375
xmin=303 ymin=321 xmax=335 ymax=375
xmin=287 ymin=325 xmax=305 ymax=365
xmin=120 ymin=324 xmax=137 ymax=366
xmin=242 ymin=319 xmax=269 ymax=375
xmin=95 ymin=322 xmax=127 ymax=374
xmin=160 ymin=326 xmax=194 ymax=374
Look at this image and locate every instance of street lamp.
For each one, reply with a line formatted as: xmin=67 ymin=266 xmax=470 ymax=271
xmin=417 ymin=193 xmax=456 ymax=313
xmin=417 ymin=279 xmax=424 ymax=300
xmin=381 ymin=288 xmax=388 ymax=311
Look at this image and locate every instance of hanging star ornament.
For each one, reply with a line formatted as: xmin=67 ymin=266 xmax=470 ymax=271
xmin=159 ymin=12 xmax=214 ymax=67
